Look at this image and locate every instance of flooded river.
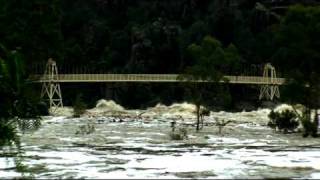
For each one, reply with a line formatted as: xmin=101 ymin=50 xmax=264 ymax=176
xmin=1 ymin=102 xmax=320 ymax=179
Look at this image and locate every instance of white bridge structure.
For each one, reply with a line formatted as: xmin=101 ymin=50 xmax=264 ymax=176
xmin=29 ymin=59 xmax=285 ymax=112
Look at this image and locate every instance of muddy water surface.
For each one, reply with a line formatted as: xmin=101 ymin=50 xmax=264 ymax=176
xmin=1 ymin=108 xmax=320 ymax=179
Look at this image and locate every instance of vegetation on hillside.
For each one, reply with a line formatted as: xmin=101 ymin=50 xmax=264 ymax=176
xmin=2 ymin=0 xmax=316 ymax=108
xmin=1 ymin=1 xmax=320 ymax=135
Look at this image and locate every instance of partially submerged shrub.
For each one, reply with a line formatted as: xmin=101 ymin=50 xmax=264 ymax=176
xmin=268 ymin=110 xmax=299 ymax=133
xmin=36 ymin=101 xmax=49 ymax=116
xmin=215 ymin=119 xmax=232 ymax=135
xmin=301 ymin=115 xmax=318 ymax=138
xmin=169 ymin=128 xmax=188 ymax=140
xmin=13 ymin=98 xmax=41 ymax=119
xmin=75 ymin=123 xmax=95 ymax=135
xmin=73 ymin=94 xmax=87 ymax=118
xmin=0 ymin=121 xmax=18 ymax=146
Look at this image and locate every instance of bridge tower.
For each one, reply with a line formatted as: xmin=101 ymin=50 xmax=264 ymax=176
xmin=41 ymin=58 xmax=63 ymax=113
xmin=259 ymin=63 xmax=280 ymax=100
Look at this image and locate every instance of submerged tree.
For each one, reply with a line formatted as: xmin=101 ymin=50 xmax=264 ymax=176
xmin=180 ymin=35 xmax=241 ymax=131
xmin=268 ymin=109 xmax=299 ymax=133
xmin=272 ymin=5 xmax=320 ymax=137
xmin=73 ymin=93 xmax=87 ymax=118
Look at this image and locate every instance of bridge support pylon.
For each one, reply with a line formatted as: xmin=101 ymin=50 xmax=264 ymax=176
xmin=259 ymin=63 xmax=280 ymax=100
xmin=41 ymin=58 xmax=63 ymax=113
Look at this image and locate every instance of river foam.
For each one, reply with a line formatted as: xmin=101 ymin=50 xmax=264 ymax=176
xmin=2 ymin=102 xmax=320 ymax=179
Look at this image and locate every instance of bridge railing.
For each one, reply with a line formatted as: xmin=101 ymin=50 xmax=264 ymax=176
xmin=29 ymin=74 xmax=285 ymax=85
xmin=224 ymin=76 xmax=285 ymax=85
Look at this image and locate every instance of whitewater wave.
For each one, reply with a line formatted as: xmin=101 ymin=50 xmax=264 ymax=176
xmin=273 ymin=104 xmax=306 ymax=118
xmin=95 ymin=99 xmax=125 ymax=111
xmin=49 ymin=99 xmax=310 ymax=127
xmin=83 ymin=100 xmax=273 ymax=125
xmin=50 ymin=107 xmax=74 ymax=117
xmin=85 ymin=99 xmax=127 ymax=117
xmin=144 ymin=102 xmax=199 ymax=119
xmin=80 ymin=100 xmax=205 ymax=120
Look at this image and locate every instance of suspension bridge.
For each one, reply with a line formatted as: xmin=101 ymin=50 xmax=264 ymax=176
xmin=29 ymin=58 xmax=285 ymax=112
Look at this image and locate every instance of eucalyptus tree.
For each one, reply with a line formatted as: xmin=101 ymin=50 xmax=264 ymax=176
xmin=272 ymin=5 xmax=320 ymax=136
xmin=180 ymin=35 xmax=241 ymax=131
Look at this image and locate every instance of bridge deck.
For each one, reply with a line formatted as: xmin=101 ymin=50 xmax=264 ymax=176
xmin=29 ymin=74 xmax=285 ymax=85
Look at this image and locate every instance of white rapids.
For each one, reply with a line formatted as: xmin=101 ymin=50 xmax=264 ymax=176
xmin=1 ymin=101 xmax=320 ymax=179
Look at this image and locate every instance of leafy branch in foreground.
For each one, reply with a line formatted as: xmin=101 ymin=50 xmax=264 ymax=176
xmin=0 ymin=45 xmax=47 ymax=178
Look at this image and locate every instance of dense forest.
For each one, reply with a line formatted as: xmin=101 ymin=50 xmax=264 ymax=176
xmin=1 ymin=0 xmax=320 ymax=112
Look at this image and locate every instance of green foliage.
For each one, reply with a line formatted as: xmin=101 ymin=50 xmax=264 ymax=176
xmin=0 ymin=45 xmax=46 ymax=154
xmin=301 ymin=112 xmax=318 ymax=138
xmin=272 ymin=5 xmax=320 ymax=109
xmin=73 ymin=93 xmax=87 ymax=118
xmin=185 ymin=36 xmax=222 ymax=81
xmin=1 ymin=1 xmax=320 ymax=113
xmin=1 ymin=0 xmax=307 ymax=109
xmin=1 ymin=0 xmax=320 ymax=176
xmin=268 ymin=110 xmax=299 ymax=133
xmin=180 ymin=36 xmax=241 ymax=131
xmin=184 ymin=35 xmax=242 ymax=81
xmin=270 ymin=6 xmax=320 ymax=137
xmin=0 ymin=121 xmax=18 ymax=146
xmin=0 ymin=47 xmax=43 ymax=119
xmin=36 ymin=102 xmax=49 ymax=116
xmin=0 ymin=0 xmax=64 ymax=62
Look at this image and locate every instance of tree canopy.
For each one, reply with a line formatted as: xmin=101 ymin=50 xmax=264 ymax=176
xmin=0 ymin=1 xmax=320 ymax=110
xmin=272 ymin=5 xmax=320 ymax=109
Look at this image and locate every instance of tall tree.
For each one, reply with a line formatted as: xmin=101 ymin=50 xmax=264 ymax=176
xmin=272 ymin=5 xmax=320 ymax=136
xmin=180 ymin=35 xmax=241 ymax=131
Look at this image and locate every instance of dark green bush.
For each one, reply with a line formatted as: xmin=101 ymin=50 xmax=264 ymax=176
xmin=301 ymin=116 xmax=318 ymax=138
xmin=169 ymin=128 xmax=188 ymax=140
xmin=268 ymin=110 xmax=299 ymax=133
xmin=0 ymin=121 xmax=18 ymax=146
xmin=73 ymin=94 xmax=87 ymax=118
xmin=36 ymin=101 xmax=49 ymax=116
xmin=13 ymin=99 xmax=41 ymax=119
